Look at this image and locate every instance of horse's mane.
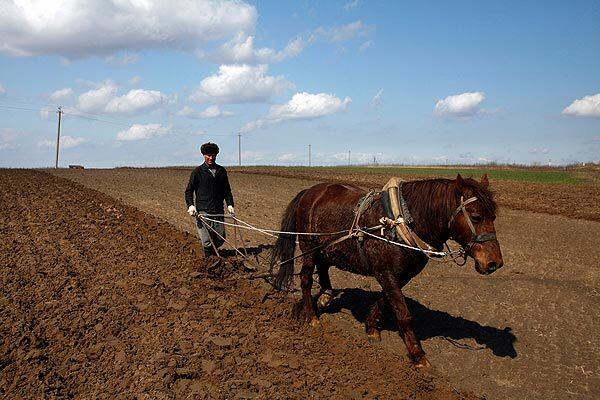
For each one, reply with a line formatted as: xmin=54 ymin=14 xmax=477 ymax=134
xmin=401 ymin=177 xmax=496 ymax=243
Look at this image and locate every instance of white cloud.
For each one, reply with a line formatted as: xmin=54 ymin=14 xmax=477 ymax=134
xmin=77 ymin=82 xmax=170 ymax=115
xmin=278 ymin=153 xmax=296 ymax=162
xmin=116 ymin=124 xmax=170 ymax=141
xmin=38 ymin=135 xmax=87 ymax=149
xmin=0 ymin=0 xmax=257 ymax=58
xmin=562 ymin=94 xmax=600 ymax=118
xmin=177 ymin=104 xmax=234 ymax=119
xmin=434 ymin=91 xmax=486 ymax=118
xmin=189 ymin=64 xmax=291 ymax=104
xmin=202 ymin=32 xmax=305 ymax=64
xmin=242 ymin=92 xmax=351 ymax=132
xmin=372 ymin=88 xmax=383 ymax=107
xmin=315 ymin=20 xmax=371 ymax=43
xmin=200 ymin=105 xmax=234 ymax=118
xmin=0 ymin=84 xmax=5 ymax=95
xmin=344 ymin=0 xmax=361 ymax=11
xmin=241 ymin=151 xmax=264 ymax=163
xmin=49 ymin=88 xmax=73 ymax=102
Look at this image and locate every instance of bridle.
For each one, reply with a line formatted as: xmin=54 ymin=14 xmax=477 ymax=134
xmin=447 ymin=196 xmax=497 ymax=262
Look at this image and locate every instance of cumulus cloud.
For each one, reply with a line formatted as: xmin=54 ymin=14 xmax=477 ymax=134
xmin=562 ymin=94 xmax=600 ymax=118
xmin=189 ymin=64 xmax=291 ymax=104
xmin=0 ymin=0 xmax=257 ymax=58
xmin=0 ymin=84 xmax=5 ymax=95
xmin=242 ymin=92 xmax=351 ymax=132
xmin=201 ymin=32 xmax=305 ymax=64
xmin=76 ymin=82 xmax=170 ymax=115
xmin=200 ymin=105 xmax=234 ymax=118
xmin=434 ymin=91 xmax=486 ymax=118
xmin=116 ymin=124 xmax=170 ymax=141
xmin=177 ymin=104 xmax=233 ymax=119
xmin=39 ymin=107 xmax=54 ymax=120
xmin=372 ymin=88 xmax=383 ymax=107
xmin=49 ymin=88 xmax=73 ymax=102
xmin=38 ymin=135 xmax=87 ymax=149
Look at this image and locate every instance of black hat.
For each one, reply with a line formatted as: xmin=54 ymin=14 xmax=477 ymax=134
xmin=200 ymin=142 xmax=219 ymax=155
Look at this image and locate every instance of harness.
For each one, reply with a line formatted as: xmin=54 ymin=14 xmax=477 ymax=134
xmin=447 ymin=196 xmax=498 ymax=260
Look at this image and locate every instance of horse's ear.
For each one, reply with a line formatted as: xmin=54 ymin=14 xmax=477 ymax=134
xmin=481 ymin=173 xmax=489 ymax=189
xmin=456 ymin=173 xmax=465 ymax=189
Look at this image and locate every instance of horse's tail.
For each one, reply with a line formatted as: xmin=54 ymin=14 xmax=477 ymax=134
xmin=270 ymin=189 xmax=306 ymax=290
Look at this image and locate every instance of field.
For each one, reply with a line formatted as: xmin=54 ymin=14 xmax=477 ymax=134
xmin=2 ymin=166 xmax=599 ymax=399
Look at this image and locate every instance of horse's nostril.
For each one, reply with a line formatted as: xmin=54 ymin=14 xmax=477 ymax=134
xmin=487 ymin=262 xmax=497 ymax=271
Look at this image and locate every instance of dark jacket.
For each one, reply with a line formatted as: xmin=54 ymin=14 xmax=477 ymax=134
xmin=185 ymin=163 xmax=234 ymax=213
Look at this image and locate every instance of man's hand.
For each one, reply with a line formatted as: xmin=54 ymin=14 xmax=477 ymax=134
xmin=187 ymin=205 xmax=197 ymax=216
xmin=227 ymin=205 xmax=235 ymax=216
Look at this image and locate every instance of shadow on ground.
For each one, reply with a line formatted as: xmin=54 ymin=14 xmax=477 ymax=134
xmin=324 ymin=288 xmax=517 ymax=358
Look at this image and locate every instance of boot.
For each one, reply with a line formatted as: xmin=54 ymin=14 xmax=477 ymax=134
xmin=204 ymin=246 xmax=215 ymax=257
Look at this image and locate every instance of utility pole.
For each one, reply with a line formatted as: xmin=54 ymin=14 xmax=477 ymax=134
xmin=55 ymin=106 xmax=62 ymax=169
xmin=237 ymin=133 xmax=241 ymax=166
xmin=373 ymin=155 xmax=376 ymax=166
xmin=308 ymin=144 xmax=311 ymax=167
xmin=348 ymin=150 xmax=351 ymax=166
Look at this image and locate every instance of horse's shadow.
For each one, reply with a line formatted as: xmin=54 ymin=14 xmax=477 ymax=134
xmin=325 ymin=288 xmax=517 ymax=358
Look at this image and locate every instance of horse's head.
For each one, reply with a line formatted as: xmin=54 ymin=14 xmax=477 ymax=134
xmin=449 ymin=174 xmax=504 ymax=275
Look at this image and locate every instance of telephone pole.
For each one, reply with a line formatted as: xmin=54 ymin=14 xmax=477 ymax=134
xmin=348 ymin=150 xmax=351 ymax=166
xmin=237 ymin=133 xmax=241 ymax=166
xmin=308 ymin=144 xmax=311 ymax=167
xmin=55 ymin=106 xmax=62 ymax=169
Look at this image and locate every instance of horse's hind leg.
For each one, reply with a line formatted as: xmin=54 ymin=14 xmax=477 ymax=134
xmin=316 ymin=264 xmax=333 ymax=309
xmin=365 ymin=296 xmax=386 ymax=341
xmin=298 ymin=253 xmax=319 ymax=327
xmin=377 ymin=272 xmax=430 ymax=368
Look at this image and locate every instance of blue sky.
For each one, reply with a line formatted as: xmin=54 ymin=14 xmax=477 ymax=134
xmin=1 ymin=0 xmax=599 ymax=167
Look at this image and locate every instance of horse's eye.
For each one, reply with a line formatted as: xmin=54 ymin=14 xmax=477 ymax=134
xmin=470 ymin=214 xmax=482 ymax=223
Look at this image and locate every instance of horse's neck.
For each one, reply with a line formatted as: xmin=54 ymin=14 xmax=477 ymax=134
xmin=403 ymin=180 xmax=455 ymax=248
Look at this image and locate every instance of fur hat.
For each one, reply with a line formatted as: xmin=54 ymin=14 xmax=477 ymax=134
xmin=200 ymin=142 xmax=219 ymax=155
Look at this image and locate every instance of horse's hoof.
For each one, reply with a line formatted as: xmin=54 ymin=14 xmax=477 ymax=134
xmin=317 ymin=292 xmax=332 ymax=309
xmin=309 ymin=317 xmax=320 ymax=327
xmin=414 ymin=356 xmax=432 ymax=369
xmin=367 ymin=330 xmax=381 ymax=342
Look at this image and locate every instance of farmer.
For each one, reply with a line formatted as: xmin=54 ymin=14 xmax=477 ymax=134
xmin=185 ymin=142 xmax=235 ymax=257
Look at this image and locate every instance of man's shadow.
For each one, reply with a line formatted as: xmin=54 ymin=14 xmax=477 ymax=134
xmin=324 ymin=288 xmax=517 ymax=358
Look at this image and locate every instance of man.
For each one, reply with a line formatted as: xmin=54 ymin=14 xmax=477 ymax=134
xmin=185 ymin=142 xmax=235 ymax=257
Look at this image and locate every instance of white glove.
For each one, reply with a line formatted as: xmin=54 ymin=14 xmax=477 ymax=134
xmin=187 ymin=205 xmax=197 ymax=216
xmin=227 ymin=205 xmax=235 ymax=216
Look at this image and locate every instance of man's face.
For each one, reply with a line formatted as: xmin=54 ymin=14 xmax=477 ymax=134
xmin=204 ymin=153 xmax=217 ymax=166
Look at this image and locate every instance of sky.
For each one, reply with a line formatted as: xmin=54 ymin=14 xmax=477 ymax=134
xmin=1 ymin=0 xmax=599 ymax=168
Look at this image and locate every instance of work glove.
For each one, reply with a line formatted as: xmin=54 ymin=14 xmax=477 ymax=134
xmin=187 ymin=205 xmax=197 ymax=216
xmin=227 ymin=205 xmax=235 ymax=216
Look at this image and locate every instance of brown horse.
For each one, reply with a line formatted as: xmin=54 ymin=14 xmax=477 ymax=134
xmin=270 ymin=174 xmax=503 ymax=368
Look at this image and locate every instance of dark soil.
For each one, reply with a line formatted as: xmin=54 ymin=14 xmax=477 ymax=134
xmin=0 ymin=170 xmax=474 ymax=399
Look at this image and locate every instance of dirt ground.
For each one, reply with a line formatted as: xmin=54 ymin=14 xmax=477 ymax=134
xmin=46 ymin=167 xmax=600 ymax=400
xmin=0 ymin=169 xmax=476 ymax=399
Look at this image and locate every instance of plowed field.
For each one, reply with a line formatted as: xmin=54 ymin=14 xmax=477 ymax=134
xmin=0 ymin=170 xmax=474 ymax=399
xmin=47 ymin=167 xmax=600 ymax=400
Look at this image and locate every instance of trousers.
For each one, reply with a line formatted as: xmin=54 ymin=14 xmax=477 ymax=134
xmin=196 ymin=212 xmax=225 ymax=249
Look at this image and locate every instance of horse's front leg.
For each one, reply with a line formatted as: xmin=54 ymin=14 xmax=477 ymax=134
xmin=377 ymin=272 xmax=431 ymax=368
